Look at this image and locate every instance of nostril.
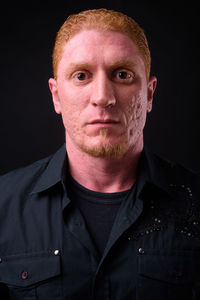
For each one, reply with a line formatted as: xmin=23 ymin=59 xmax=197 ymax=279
xmin=107 ymin=103 xmax=114 ymax=109
xmin=91 ymin=98 xmax=116 ymax=108
xmin=106 ymin=98 xmax=116 ymax=108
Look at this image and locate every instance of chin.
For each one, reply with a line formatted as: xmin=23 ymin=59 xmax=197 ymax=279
xmin=79 ymin=139 xmax=129 ymax=158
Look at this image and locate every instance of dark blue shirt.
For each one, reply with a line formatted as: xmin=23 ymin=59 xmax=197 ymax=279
xmin=0 ymin=144 xmax=200 ymax=300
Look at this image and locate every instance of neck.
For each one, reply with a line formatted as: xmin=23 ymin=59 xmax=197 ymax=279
xmin=65 ymin=137 xmax=143 ymax=193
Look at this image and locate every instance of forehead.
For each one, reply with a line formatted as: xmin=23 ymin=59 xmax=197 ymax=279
xmin=59 ymin=29 xmax=144 ymax=68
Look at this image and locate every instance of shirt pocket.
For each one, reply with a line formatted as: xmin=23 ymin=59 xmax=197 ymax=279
xmin=0 ymin=251 xmax=62 ymax=300
xmin=137 ymin=249 xmax=200 ymax=300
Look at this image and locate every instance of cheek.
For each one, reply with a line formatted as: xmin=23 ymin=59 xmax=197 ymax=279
xmin=58 ymin=90 xmax=85 ymax=127
xmin=125 ymin=93 xmax=147 ymax=127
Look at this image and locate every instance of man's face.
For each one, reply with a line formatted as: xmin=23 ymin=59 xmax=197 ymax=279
xmin=49 ymin=29 xmax=156 ymax=158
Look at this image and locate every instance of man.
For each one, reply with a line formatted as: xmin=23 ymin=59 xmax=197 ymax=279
xmin=0 ymin=8 xmax=199 ymax=300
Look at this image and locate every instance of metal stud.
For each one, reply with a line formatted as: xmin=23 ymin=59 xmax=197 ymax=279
xmin=138 ymin=248 xmax=145 ymax=254
xmin=54 ymin=250 xmax=60 ymax=256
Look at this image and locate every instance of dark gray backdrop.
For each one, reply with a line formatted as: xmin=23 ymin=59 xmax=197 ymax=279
xmin=1 ymin=1 xmax=200 ymax=174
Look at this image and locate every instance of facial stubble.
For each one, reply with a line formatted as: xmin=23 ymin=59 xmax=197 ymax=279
xmin=79 ymin=128 xmax=129 ymax=158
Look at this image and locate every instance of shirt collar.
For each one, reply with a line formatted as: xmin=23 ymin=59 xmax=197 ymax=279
xmin=30 ymin=144 xmax=173 ymax=197
xmin=30 ymin=144 xmax=67 ymax=194
xmin=136 ymin=147 xmax=174 ymax=199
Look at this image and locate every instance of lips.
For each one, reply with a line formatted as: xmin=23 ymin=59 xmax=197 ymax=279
xmin=88 ymin=119 xmax=119 ymax=125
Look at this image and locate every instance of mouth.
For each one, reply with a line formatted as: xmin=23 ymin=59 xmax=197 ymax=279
xmin=88 ymin=119 xmax=119 ymax=125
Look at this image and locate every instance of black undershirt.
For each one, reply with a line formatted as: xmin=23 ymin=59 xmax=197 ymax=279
xmin=67 ymin=176 xmax=132 ymax=256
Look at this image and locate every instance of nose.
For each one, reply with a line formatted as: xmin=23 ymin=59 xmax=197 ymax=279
xmin=90 ymin=72 xmax=116 ymax=108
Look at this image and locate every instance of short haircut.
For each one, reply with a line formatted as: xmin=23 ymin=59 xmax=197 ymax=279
xmin=52 ymin=8 xmax=151 ymax=80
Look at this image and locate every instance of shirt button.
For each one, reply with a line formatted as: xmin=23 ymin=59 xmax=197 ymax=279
xmin=138 ymin=248 xmax=145 ymax=254
xmin=54 ymin=250 xmax=60 ymax=256
xmin=21 ymin=271 xmax=28 ymax=280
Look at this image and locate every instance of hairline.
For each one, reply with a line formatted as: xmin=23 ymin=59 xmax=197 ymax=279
xmin=54 ymin=28 xmax=148 ymax=80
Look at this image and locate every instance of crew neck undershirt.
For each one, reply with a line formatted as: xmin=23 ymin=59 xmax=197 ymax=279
xmin=67 ymin=176 xmax=133 ymax=256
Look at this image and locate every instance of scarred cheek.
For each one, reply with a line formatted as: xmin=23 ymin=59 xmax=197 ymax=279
xmin=127 ymin=95 xmax=143 ymax=122
xmin=124 ymin=96 xmax=148 ymax=140
xmin=135 ymin=97 xmax=144 ymax=120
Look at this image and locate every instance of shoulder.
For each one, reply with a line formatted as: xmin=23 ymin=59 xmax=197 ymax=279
xmin=144 ymin=147 xmax=200 ymax=190
xmin=0 ymin=154 xmax=53 ymax=198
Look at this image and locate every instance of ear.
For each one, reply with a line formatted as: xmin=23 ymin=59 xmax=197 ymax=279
xmin=147 ymin=76 xmax=157 ymax=112
xmin=48 ymin=78 xmax=62 ymax=114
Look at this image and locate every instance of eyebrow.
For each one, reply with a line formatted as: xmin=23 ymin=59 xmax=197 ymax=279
xmin=108 ymin=59 xmax=137 ymax=70
xmin=66 ymin=59 xmax=137 ymax=72
xmin=67 ymin=62 xmax=93 ymax=72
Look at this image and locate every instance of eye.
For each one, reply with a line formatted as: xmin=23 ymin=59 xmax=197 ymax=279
xmin=118 ymin=71 xmax=131 ymax=79
xmin=114 ymin=70 xmax=135 ymax=83
xmin=74 ymin=72 xmax=87 ymax=81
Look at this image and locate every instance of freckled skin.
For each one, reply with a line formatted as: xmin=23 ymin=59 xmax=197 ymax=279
xmin=49 ymin=29 xmax=156 ymax=158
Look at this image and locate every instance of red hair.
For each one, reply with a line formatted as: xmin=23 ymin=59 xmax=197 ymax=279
xmin=52 ymin=8 xmax=151 ymax=80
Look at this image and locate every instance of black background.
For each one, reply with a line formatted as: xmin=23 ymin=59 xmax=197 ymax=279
xmin=1 ymin=1 xmax=200 ymax=174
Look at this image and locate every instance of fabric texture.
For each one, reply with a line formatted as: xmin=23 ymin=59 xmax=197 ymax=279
xmin=0 ymin=144 xmax=200 ymax=300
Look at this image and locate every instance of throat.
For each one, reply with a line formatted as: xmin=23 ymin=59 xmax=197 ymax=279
xmin=67 ymin=152 xmax=140 ymax=193
xmin=65 ymin=137 xmax=143 ymax=193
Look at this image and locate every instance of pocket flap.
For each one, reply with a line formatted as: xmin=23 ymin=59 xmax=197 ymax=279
xmin=138 ymin=249 xmax=200 ymax=284
xmin=0 ymin=252 xmax=61 ymax=287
